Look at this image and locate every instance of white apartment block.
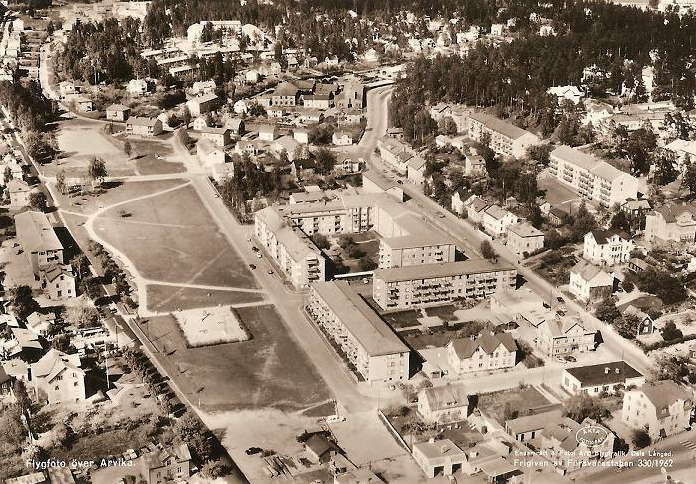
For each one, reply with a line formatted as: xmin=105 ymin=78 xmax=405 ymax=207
xmin=507 ymin=223 xmax=545 ymax=256
xmin=482 ymin=205 xmax=519 ymax=237
xmin=622 ymin=381 xmax=693 ymax=440
xmin=468 ymin=112 xmax=540 ymax=158
xmin=372 ymin=260 xmax=516 ymax=310
xmin=307 ymin=281 xmax=410 ymax=383
xmin=549 ymin=145 xmax=639 ymax=206
xmin=447 ymin=331 xmax=518 ymax=374
xmin=583 ymin=230 xmax=633 ymax=266
xmin=645 ymin=204 xmax=696 ymax=244
xmin=254 ymin=207 xmax=326 ymax=289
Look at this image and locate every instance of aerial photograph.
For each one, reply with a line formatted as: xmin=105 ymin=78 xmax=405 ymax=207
xmin=0 ymin=0 xmax=695 ymax=483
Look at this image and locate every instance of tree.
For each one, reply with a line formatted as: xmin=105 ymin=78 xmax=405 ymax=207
xmin=173 ymin=413 xmax=214 ymax=463
xmin=661 ymin=321 xmax=683 ymax=341
xmin=181 ymin=106 xmax=191 ymax=127
xmin=682 ymin=160 xmax=696 ymax=197
xmin=621 ymin=278 xmax=635 ymax=293
xmin=87 ymin=157 xmax=108 ymax=187
xmin=631 ymin=428 xmax=651 ymax=449
xmin=70 ymin=254 xmax=90 ymax=279
xmin=0 ymin=404 xmax=25 ymax=446
xmin=652 ymin=354 xmax=690 ymax=382
xmin=200 ymin=461 xmax=226 ymax=479
xmin=123 ymin=140 xmax=132 ymax=158
xmin=359 ymin=256 xmax=378 ymax=271
xmin=480 ymin=240 xmax=496 ymax=260
xmin=310 ymin=233 xmax=330 ymax=250
xmin=64 ymin=298 xmax=101 ymax=328
xmin=79 ymin=276 xmax=101 ymax=300
xmin=570 ymin=203 xmax=598 ymax=242
xmin=315 ymin=148 xmax=336 ymax=175
xmin=564 ymin=393 xmax=609 ymax=422
xmin=613 ymin=314 xmax=639 ymax=339
xmin=56 ymin=169 xmax=67 ymax=195
xmin=8 ymin=285 xmax=38 ymax=321
xmin=652 ymin=149 xmax=678 ymax=186
xmin=13 ymin=380 xmax=31 ymax=416
xmin=595 ymin=297 xmax=621 ymax=323
xmin=29 ymin=191 xmax=48 ymax=212
xmin=526 ymin=144 xmax=552 ymax=165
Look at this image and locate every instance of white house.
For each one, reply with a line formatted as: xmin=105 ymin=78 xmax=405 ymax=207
xmin=622 ymin=380 xmax=693 ymax=440
xmin=446 ymin=331 xmax=517 ymax=374
xmin=562 ymin=361 xmax=645 ymax=396
xmin=547 ymin=85 xmax=584 ymax=105
xmin=507 ymin=223 xmax=544 ymax=256
xmin=418 ymin=383 xmax=469 ymax=423
xmin=451 ymin=188 xmax=473 ymax=215
xmin=569 ymin=260 xmax=614 ymax=301
xmin=583 ymin=230 xmax=633 ymax=266
xmin=483 ymin=205 xmax=519 ymax=237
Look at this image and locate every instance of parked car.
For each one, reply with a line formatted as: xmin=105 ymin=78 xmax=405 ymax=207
xmin=251 ymin=246 xmax=259 ymax=252
xmin=256 ymin=253 xmax=263 ymax=259
xmin=249 ymin=264 xmax=256 ymax=270
xmin=564 ymin=355 xmax=577 ymax=362
xmin=267 ymin=270 xmax=274 ymax=275
xmin=245 ymin=447 xmax=263 ymax=455
xmin=326 ymin=415 xmax=346 ymax=423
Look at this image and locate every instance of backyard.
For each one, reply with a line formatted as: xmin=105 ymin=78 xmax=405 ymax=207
xmin=474 ymin=385 xmax=555 ymax=425
xmin=140 ymin=305 xmax=331 ymax=412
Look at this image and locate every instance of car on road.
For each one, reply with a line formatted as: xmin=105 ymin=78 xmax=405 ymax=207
xmin=397 ymin=180 xmax=403 ymax=184
xmin=251 ymin=246 xmax=259 ymax=252
xmin=436 ymin=211 xmax=445 ymax=218
xmin=325 ymin=415 xmax=346 ymax=423
xmin=245 ymin=447 xmax=263 ymax=455
xmin=556 ymin=357 xmax=565 ymax=364
xmin=564 ymin=355 xmax=577 ymax=362
xmin=256 ymin=253 xmax=263 ymax=259
xmin=557 ymin=296 xmax=565 ymax=303
xmin=267 ymin=270 xmax=274 ymax=275
xmin=248 ymin=264 xmax=256 ymax=270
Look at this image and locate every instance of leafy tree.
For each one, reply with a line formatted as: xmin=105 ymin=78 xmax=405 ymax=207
xmin=564 ymin=393 xmax=609 ymax=422
xmin=613 ymin=314 xmax=639 ymax=339
xmin=631 ymin=428 xmax=651 ymax=449
xmin=652 ymin=149 xmax=678 ymax=186
xmin=310 ymin=233 xmax=330 ymax=250
xmin=29 ymin=191 xmax=48 ymax=212
xmin=8 ymin=285 xmax=38 ymax=321
xmin=173 ymin=412 xmax=214 ymax=463
xmin=526 ymin=144 xmax=552 ymax=165
xmin=124 ymin=140 xmax=132 ymax=158
xmin=65 ymin=299 xmax=100 ymax=328
xmin=56 ymin=169 xmax=67 ymax=195
xmin=480 ymin=240 xmax=496 ymax=260
xmin=570 ymin=203 xmax=598 ymax=242
xmin=359 ymin=256 xmax=378 ymax=271
xmin=0 ymin=404 xmax=25 ymax=446
xmin=621 ymin=279 xmax=634 ymax=293
xmin=315 ymin=148 xmax=336 ymax=175
xmin=661 ymin=321 xmax=683 ymax=341
xmin=79 ymin=276 xmax=102 ymax=300
xmin=87 ymin=157 xmax=108 ymax=187
xmin=200 ymin=461 xmax=226 ymax=479
xmin=652 ymin=354 xmax=690 ymax=382
xmin=13 ymin=380 xmax=31 ymax=416
xmin=70 ymin=254 xmax=90 ymax=279
xmin=595 ymin=297 xmax=621 ymax=323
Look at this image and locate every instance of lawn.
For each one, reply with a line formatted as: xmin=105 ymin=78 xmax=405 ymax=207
xmin=381 ymin=304 xmax=460 ymax=329
xmin=93 ymin=184 xmax=258 ymax=289
xmin=128 ymin=138 xmax=186 ymax=176
xmin=475 ymin=386 xmax=554 ymax=425
xmin=146 ymin=284 xmax=265 ymax=313
xmin=141 ymin=305 xmax=331 ymax=412
xmin=43 ymin=117 xmax=136 ymax=178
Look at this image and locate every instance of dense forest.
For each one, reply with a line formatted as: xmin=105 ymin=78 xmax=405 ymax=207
xmin=390 ymin=3 xmax=696 ymax=143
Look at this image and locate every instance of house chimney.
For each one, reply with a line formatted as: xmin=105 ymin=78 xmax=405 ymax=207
xmin=605 ymin=367 xmax=610 ymax=374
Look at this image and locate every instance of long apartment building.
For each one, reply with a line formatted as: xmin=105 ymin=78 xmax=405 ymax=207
xmin=308 ymin=281 xmax=410 ymax=383
xmin=549 ymin=145 xmax=639 ymax=206
xmin=372 ymin=259 xmax=517 ymax=310
xmin=254 ymin=206 xmax=326 ymax=289
xmin=468 ymin=113 xmax=540 ymax=158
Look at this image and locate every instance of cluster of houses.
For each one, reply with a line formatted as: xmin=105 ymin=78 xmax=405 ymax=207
xmin=0 ymin=15 xmax=48 ymax=82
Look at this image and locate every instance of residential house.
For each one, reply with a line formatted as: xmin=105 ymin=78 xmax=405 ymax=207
xmin=465 ymin=154 xmax=487 ymax=176
xmin=73 ymin=96 xmax=93 ymax=112
xmin=628 ymin=257 xmax=653 ymax=273
xmin=26 ymin=312 xmax=55 ymax=338
xmin=198 ymin=127 xmax=231 ymax=147
xmin=547 ymin=206 xmax=567 ymax=227
xmin=140 ymin=443 xmax=192 ymax=484
xmin=622 ymin=380 xmax=693 ymax=440
xmin=468 ymin=113 xmax=540 ymax=158
xmin=337 ymin=155 xmax=363 ymax=174
xmin=126 ymin=117 xmax=163 ymax=137
xmin=548 ymin=145 xmax=639 ymax=206
xmin=293 ymin=128 xmax=310 ymax=144
xmin=4 ymin=328 xmax=43 ymax=362
xmin=305 ymin=434 xmax=337 ymax=464
xmin=377 ymin=136 xmax=415 ymax=175
xmin=297 ymin=109 xmax=324 ymax=125
xmin=547 ymin=85 xmax=584 ymax=105
xmin=7 ymin=178 xmax=33 ymax=207
xmin=196 ymin=139 xmax=226 ymax=167
xmin=446 ymin=331 xmax=517 ymax=374
xmin=535 ymin=315 xmax=596 ymax=356
xmin=271 ymin=81 xmax=300 ymax=106
xmin=645 ymin=203 xmax=696 ymax=244
xmin=302 ymin=94 xmax=333 ymax=110
xmin=417 ymin=383 xmax=469 ymax=423
xmin=451 ymin=188 xmax=473 ymax=215
xmin=15 ymin=211 xmax=64 ymax=277
xmin=621 ymin=198 xmax=651 ymax=218
xmin=507 ymin=223 xmax=544 ymax=256
xmin=40 ymin=263 xmax=76 ymax=300
xmin=569 ymin=260 xmax=614 ymax=301
xmin=186 ymin=94 xmax=219 ymax=117
xmin=665 ymin=139 xmax=696 ymax=166
xmin=620 ymin=304 xmax=655 ymax=337
xmin=127 ymin=79 xmax=150 ymax=96
xmin=0 ymin=365 xmax=13 ymax=397
xmin=412 ymin=439 xmax=467 ymax=479
xmin=385 ymin=127 xmax=404 ymax=140
xmin=332 ymin=130 xmax=353 ymax=146
xmin=483 ymin=205 xmax=519 ymax=237
xmin=539 ymin=417 xmax=615 ymax=469
xmin=226 ymin=117 xmax=245 ymax=136
xmin=258 ymin=124 xmax=279 ymax=141
xmin=407 ymin=155 xmax=427 ymax=185
xmin=335 ymin=80 xmax=365 ymax=110
xmin=31 ymin=349 xmax=86 ymax=404
xmin=562 ymin=361 xmax=645 ymax=396
xmin=583 ymin=230 xmax=633 ymax=266
xmin=466 ymin=196 xmax=490 ymax=223
xmin=290 ymin=158 xmax=316 ymax=181
xmin=506 ymin=410 xmax=564 ymax=442
xmin=191 ymin=80 xmax=216 ymax=95
xmin=105 ymin=104 xmax=130 ymax=122
xmin=192 ymin=117 xmax=208 ymax=131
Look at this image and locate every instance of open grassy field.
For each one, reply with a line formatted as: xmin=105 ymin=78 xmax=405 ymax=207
xmin=146 ymin=284 xmax=265 ymax=313
xmin=93 ymin=184 xmax=258 ymax=289
xmin=128 ymin=137 xmax=185 ymax=176
xmin=142 ymin=305 xmax=330 ymax=411
xmin=44 ymin=117 xmax=136 ymax=178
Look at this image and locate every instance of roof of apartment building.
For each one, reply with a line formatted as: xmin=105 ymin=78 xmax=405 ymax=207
xmin=506 ymin=409 xmax=563 ymax=435
xmin=564 ymin=361 xmax=643 ymax=387
xmin=508 ymin=222 xmax=543 ymax=238
xmin=374 ymin=259 xmax=514 ymax=283
xmin=420 ymin=383 xmax=469 ymax=411
xmin=637 ymin=380 xmax=692 ymax=412
xmin=570 ymin=260 xmax=613 ymax=285
xmin=312 ymin=281 xmax=409 ymax=356
xmin=363 ymin=170 xmax=399 ymax=191
xmin=255 ymin=206 xmax=321 ymax=261
xmin=448 ymin=331 xmax=517 ymax=360
xmin=412 ymin=439 xmax=466 ymax=460
xmin=15 ymin=211 xmax=63 ymax=253
xmin=376 ymin=201 xmax=457 ymax=249
xmin=551 ymin=145 xmax=630 ymax=182
xmin=469 ymin=112 xmax=533 ymax=140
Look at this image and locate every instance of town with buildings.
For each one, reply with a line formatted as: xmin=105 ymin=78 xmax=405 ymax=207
xmin=0 ymin=0 xmax=696 ymax=484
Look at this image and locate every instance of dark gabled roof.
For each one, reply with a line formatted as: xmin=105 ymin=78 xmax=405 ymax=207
xmin=589 ymin=229 xmax=630 ymax=244
xmin=565 ymin=361 xmax=643 ymax=387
